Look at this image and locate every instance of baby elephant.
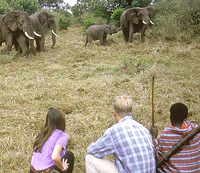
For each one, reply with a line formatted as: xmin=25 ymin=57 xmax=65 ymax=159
xmin=84 ymin=24 xmax=121 ymax=47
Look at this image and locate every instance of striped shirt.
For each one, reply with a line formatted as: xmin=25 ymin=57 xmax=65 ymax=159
xmin=153 ymin=121 xmax=200 ymax=173
xmin=87 ymin=116 xmax=156 ymax=173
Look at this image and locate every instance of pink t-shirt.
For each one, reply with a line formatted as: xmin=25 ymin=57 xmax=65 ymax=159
xmin=31 ymin=129 xmax=68 ymax=171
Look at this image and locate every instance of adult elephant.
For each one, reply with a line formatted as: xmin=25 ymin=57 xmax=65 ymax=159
xmin=84 ymin=25 xmax=121 ymax=47
xmin=120 ymin=6 xmax=155 ymax=43
xmin=30 ymin=10 xmax=58 ymax=52
xmin=0 ymin=11 xmax=37 ymax=56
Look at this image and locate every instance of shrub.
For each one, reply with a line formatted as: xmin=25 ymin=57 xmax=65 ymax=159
xmin=10 ymin=0 xmax=41 ymax=15
xmin=111 ymin=8 xmax=124 ymax=27
xmin=58 ymin=16 xmax=71 ymax=30
xmin=78 ymin=12 xmax=107 ymax=33
xmin=0 ymin=1 xmax=12 ymax=14
xmin=81 ymin=18 xmax=97 ymax=33
xmin=132 ymin=0 xmax=152 ymax=7
xmin=153 ymin=0 xmax=200 ymax=41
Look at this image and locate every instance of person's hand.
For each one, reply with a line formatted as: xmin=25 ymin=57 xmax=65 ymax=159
xmin=150 ymin=124 xmax=158 ymax=140
xmin=61 ymin=158 xmax=69 ymax=171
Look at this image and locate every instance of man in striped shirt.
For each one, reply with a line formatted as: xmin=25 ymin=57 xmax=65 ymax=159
xmin=86 ymin=95 xmax=156 ymax=173
xmin=151 ymin=102 xmax=200 ymax=172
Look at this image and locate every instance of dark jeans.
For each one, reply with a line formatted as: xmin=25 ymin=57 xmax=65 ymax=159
xmin=30 ymin=151 xmax=75 ymax=173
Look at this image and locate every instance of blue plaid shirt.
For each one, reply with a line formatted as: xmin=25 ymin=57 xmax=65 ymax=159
xmin=87 ymin=116 xmax=156 ymax=173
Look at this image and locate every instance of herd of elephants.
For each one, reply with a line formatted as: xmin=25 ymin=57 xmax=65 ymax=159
xmin=0 ymin=6 xmax=155 ymax=57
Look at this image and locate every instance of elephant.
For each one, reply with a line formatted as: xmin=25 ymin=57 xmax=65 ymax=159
xmin=84 ymin=24 xmax=121 ymax=47
xmin=120 ymin=6 xmax=155 ymax=43
xmin=0 ymin=11 xmax=37 ymax=57
xmin=30 ymin=10 xmax=58 ymax=52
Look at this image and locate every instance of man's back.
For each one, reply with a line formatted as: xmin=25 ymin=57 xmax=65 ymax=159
xmin=154 ymin=121 xmax=200 ymax=172
xmin=88 ymin=116 xmax=156 ymax=173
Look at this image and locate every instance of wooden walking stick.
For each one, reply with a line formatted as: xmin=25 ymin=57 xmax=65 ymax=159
xmin=152 ymin=75 xmax=155 ymax=128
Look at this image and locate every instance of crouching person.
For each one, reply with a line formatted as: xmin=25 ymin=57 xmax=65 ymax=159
xmin=30 ymin=107 xmax=75 ymax=173
xmin=86 ymin=95 xmax=156 ymax=173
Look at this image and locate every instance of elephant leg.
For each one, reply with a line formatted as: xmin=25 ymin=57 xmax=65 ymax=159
xmin=87 ymin=36 xmax=93 ymax=46
xmin=122 ymin=27 xmax=129 ymax=43
xmin=13 ymin=40 xmax=20 ymax=52
xmin=35 ymin=38 xmax=40 ymax=52
xmin=39 ymin=36 xmax=45 ymax=52
xmin=29 ymin=39 xmax=36 ymax=56
xmin=5 ymin=36 xmax=13 ymax=53
xmin=84 ymin=36 xmax=89 ymax=47
xmin=101 ymin=35 xmax=107 ymax=45
xmin=16 ymin=34 xmax=28 ymax=57
xmin=128 ymin=25 xmax=134 ymax=43
xmin=99 ymin=37 xmax=103 ymax=45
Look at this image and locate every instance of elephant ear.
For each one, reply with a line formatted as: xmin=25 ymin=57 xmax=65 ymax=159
xmin=2 ymin=11 xmax=18 ymax=31
xmin=46 ymin=12 xmax=55 ymax=24
xmin=104 ymin=25 xmax=112 ymax=35
xmin=146 ymin=6 xmax=155 ymax=19
xmin=125 ymin=8 xmax=140 ymax=25
xmin=39 ymin=11 xmax=48 ymax=28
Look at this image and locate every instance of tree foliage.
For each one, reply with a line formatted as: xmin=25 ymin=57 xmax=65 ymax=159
xmin=132 ymin=0 xmax=152 ymax=7
xmin=72 ymin=0 xmax=153 ymax=22
xmin=0 ymin=1 xmax=12 ymax=14
xmin=10 ymin=0 xmax=41 ymax=14
xmin=153 ymin=0 xmax=200 ymax=40
xmin=111 ymin=8 xmax=124 ymax=27
xmin=37 ymin=0 xmax=65 ymax=10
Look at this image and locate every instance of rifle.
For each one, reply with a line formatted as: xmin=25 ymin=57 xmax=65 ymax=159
xmin=157 ymin=125 xmax=200 ymax=168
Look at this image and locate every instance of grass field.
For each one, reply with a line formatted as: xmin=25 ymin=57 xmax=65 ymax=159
xmin=0 ymin=27 xmax=200 ymax=172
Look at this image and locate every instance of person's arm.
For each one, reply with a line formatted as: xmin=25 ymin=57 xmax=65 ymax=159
xmin=51 ymin=144 xmax=68 ymax=171
xmin=87 ymin=130 xmax=114 ymax=158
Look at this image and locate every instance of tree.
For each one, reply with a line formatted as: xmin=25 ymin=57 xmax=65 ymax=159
xmin=37 ymin=0 xmax=65 ymax=10
xmin=132 ymin=0 xmax=152 ymax=7
xmin=0 ymin=1 xmax=12 ymax=14
xmin=10 ymin=0 xmax=41 ymax=15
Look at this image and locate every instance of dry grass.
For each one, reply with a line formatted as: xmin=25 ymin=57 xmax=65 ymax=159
xmin=0 ymin=27 xmax=200 ymax=172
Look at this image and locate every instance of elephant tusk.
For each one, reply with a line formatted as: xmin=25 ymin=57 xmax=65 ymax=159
xmin=52 ymin=30 xmax=59 ymax=37
xmin=25 ymin=32 xmax=34 ymax=40
xmin=143 ymin=20 xmax=148 ymax=25
xmin=150 ymin=20 xmax=154 ymax=25
xmin=34 ymin=31 xmax=42 ymax=37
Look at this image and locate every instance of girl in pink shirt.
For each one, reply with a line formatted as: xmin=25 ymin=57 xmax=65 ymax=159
xmin=30 ymin=107 xmax=74 ymax=173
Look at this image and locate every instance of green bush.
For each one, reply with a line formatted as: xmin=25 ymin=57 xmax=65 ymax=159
xmin=0 ymin=1 xmax=12 ymax=14
xmin=132 ymin=0 xmax=152 ymax=7
xmin=81 ymin=18 xmax=97 ymax=33
xmin=10 ymin=0 xmax=41 ymax=15
xmin=78 ymin=12 xmax=107 ymax=33
xmin=153 ymin=0 xmax=200 ymax=41
xmin=111 ymin=8 xmax=124 ymax=27
xmin=58 ymin=16 xmax=71 ymax=30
